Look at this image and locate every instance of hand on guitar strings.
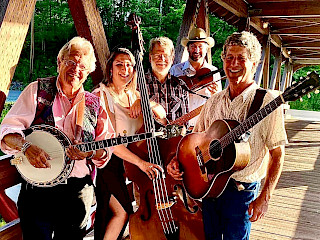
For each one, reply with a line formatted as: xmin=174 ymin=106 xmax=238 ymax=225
xmin=25 ymin=144 xmax=52 ymax=168
xmin=138 ymin=161 xmax=164 ymax=180
xmin=167 ymin=156 xmax=184 ymax=181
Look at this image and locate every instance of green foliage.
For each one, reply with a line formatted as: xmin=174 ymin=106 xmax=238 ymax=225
xmin=210 ymin=16 xmax=237 ymax=69
xmin=0 ymin=102 xmax=14 ymax=123
xmin=13 ymin=0 xmax=76 ymax=86
xmin=9 ymin=0 xmax=320 ymax=112
xmin=289 ymin=67 xmax=320 ymax=111
xmin=0 ymin=217 xmax=5 ymax=227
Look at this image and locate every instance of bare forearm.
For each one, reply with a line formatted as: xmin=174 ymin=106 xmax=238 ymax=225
xmin=260 ymin=146 xmax=285 ymax=200
xmin=2 ymin=133 xmax=27 ymax=151
xmin=113 ymin=144 xmax=143 ymax=166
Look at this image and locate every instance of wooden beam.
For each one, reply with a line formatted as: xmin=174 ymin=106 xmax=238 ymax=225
xmin=272 ymin=26 xmax=320 ymax=35
xmin=249 ymin=2 xmax=320 ymax=18
xmin=196 ymin=0 xmax=211 ymax=64
xmin=294 ymin=59 xmax=320 ymax=65
xmin=0 ymin=0 xmax=37 ymax=115
xmin=212 ymin=0 xmax=247 ymax=18
xmin=174 ymin=0 xmax=198 ymax=64
xmin=211 ymin=1 xmax=291 ymax=62
xmin=68 ymin=0 xmax=109 ymax=87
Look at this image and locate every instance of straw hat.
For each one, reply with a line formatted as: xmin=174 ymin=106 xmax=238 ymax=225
xmin=181 ymin=27 xmax=215 ymax=48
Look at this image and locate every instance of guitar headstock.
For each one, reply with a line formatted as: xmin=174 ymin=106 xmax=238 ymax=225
xmin=283 ymin=71 xmax=320 ymax=102
xmin=126 ymin=13 xmax=145 ymax=55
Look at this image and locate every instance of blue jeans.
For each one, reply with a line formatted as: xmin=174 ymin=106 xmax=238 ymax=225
xmin=202 ymin=180 xmax=261 ymax=240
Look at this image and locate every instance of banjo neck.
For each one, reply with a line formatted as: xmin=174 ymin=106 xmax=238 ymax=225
xmin=74 ymin=131 xmax=162 ymax=152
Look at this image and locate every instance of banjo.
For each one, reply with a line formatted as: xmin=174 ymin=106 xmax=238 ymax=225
xmin=11 ymin=124 xmax=181 ymax=187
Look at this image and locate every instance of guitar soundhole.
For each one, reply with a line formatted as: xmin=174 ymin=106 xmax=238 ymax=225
xmin=209 ymin=139 xmax=222 ymax=159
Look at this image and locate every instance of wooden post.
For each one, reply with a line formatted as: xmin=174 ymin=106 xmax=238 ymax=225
xmin=262 ymin=34 xmax=271 ymax=89
xmin=254 ymin=35 xmax=268 ymax=86
xmin=0 ymin=0 xmax=37 ymax=115
xmin=280 ymin=60 xmax=289 ymax=92
xmin=68 ymin=0 xmax=110 ymax=87
xmin=270 ymin=48 xmax=282 ymax=90
xmin=286 ymin=63 xmax=293 ymax=89
xmin=196 ymin=0 xmax=211 ymax=64
xmin=174 ymin=0 xmax=198 ymax=64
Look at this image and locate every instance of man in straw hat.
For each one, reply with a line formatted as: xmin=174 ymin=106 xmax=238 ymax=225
xmin=170 ymin=27 xmax=222 ymax=126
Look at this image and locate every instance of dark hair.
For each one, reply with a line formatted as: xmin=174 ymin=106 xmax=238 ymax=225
xmin=102 ymin=48 xmax=137 ymax=92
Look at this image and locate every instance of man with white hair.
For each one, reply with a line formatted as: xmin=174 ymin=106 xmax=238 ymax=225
xmin=0 ymin=36 xmax=115 ymax=239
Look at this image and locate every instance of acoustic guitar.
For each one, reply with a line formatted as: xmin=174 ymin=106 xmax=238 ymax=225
xmin=176 ymin=71 xmax=320 ymax=200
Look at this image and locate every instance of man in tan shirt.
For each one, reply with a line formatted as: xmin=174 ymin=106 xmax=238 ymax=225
xmin=167 ymin=31 xmax=287 ymax=239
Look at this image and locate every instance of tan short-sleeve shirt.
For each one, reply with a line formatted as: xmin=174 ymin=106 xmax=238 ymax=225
xmin=194 ymin=83 xmax=287 ymax=183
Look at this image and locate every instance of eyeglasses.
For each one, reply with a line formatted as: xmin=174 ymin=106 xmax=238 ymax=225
xmin=64 ymin=59 xmax=89 ymax=71
xmin=151 ymin=54 xmax=172 ymax=60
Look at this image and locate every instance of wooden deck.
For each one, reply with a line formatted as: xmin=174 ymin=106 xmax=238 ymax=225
xmin=251 ymin=119 xmax=320 ymax=240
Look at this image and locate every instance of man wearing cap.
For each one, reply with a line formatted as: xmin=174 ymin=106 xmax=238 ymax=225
xmin=170 ymin=27 xmax=222 ymax=126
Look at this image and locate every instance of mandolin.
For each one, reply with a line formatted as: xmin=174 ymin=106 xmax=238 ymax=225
xmin=176 ymin=71 xmax=320 ymax=200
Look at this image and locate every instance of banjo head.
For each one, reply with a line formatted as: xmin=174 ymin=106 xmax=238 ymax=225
xmin=15 ymin=125 xmax=74 ymax=187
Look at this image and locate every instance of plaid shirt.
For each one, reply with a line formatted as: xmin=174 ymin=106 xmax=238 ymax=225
xmin=145 ymin=70 xmax=189 ymax=122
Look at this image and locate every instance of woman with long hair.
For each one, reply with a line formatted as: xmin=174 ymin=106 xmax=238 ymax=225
xmin=93 ymin=48 xmax=165 ymax=240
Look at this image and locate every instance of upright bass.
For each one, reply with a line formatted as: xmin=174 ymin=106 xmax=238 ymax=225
xmin=124 ymin=14 xmax=205 ymax=240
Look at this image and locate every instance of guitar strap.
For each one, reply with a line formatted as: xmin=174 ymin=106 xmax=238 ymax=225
xmin=74 ymin=95 xmax=86 ymax=142
xmin=247 ymin=88 xmax=267 ymax=119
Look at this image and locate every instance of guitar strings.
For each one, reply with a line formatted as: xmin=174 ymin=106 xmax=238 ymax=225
xmin=201 ymin=96 xmax=283 ymax=161
xmin=135 ymin=50 xmax=177 ymax=235
xmin=135 ymin=51 xmax=175 ymax=234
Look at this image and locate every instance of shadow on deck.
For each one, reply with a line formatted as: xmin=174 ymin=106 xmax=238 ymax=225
xmin=251 ymin=119 xmax=320 ymax=240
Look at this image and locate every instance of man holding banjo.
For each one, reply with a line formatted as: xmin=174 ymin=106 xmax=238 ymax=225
xmin=0 ymin=37 xmax=115 ymax=239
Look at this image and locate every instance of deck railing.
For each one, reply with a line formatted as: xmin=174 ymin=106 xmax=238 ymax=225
xmin=0 ymin=155 xmax=22 ymax=240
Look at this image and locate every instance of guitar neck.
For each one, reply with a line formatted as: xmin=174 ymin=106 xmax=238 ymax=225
xmin=170 ymin=105 xmax=203 ymax=126
xmin=220 ymin=95 xmax=284 ymax=148
xmin=75 ymin=132 xmax=155 ymax=152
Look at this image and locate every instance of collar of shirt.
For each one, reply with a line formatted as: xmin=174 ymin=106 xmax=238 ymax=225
xmin=225 ymin=82 xmax=258 ymax=103
xmin=146 ymin=69 xmax=172 ymax=85
xmin=56 ymin=80 xmax=85 ymax=106
xmin=182 ymin=60 xmax=209 ymax=75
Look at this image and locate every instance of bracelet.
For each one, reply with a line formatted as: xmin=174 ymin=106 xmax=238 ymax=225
xmin=21 ymin=141 xmax=32 ymax=155
xmin=87 ymin=150 xmax=96 ymax=160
